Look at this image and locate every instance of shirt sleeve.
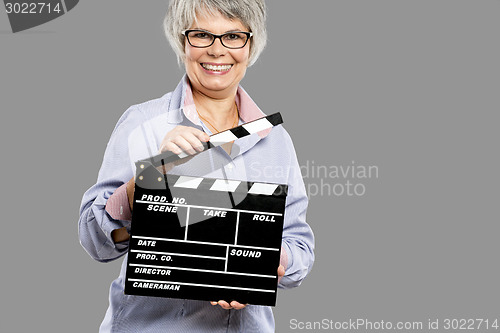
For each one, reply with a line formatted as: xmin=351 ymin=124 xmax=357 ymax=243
xmin=278 ymin=131 xmax=315 ymax=289
xmin=78 ymin=106 xmax=141 ymax=263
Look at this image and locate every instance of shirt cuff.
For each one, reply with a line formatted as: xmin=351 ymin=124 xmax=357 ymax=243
xmin=105 ymin=183 xmax=132 ymax=221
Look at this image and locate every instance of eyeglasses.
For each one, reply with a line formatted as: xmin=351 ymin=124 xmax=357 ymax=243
xmin=182 ymin=29 xmax=253 ymax=49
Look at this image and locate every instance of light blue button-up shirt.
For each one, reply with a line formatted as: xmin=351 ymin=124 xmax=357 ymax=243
xmin=79 ymin=75 xmax=315 ymax=332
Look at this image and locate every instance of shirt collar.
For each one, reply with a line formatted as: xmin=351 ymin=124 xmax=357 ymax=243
xmin=166 ymin=74 xmax=187 ymax=124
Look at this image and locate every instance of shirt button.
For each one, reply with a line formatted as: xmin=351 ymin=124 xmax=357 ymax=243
xmin=227 ymin=164 xmax=234 ymax=170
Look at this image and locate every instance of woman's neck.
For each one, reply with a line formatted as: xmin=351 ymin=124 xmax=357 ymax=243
xmin=192 ymin=89 xmax=239 ymax=132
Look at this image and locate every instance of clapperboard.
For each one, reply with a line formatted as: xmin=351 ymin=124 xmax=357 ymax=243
xmin=125 ymin=113 xmax=287 ymax=306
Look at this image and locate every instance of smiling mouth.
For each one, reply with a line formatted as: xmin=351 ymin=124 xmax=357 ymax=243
xmin=200 ymin=63 xmax=233 ymax=72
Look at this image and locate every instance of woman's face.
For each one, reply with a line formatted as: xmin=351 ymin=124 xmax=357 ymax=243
xmin=184 ymin=11 xmax=251 ymax=99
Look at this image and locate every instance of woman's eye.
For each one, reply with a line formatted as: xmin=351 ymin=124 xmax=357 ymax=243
xmin=225 ymin=34 xmax=242 ymax=40
xmin=193 ymin=33 xmax=210 ymax=39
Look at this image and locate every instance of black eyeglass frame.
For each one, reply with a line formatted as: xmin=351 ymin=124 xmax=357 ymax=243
xmin=182 ymin=29 xmax=253 ymax=49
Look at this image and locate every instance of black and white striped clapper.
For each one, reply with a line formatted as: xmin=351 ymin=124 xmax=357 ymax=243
xmin=124 ymin=113 xmax=287 ymax=306
xmin=142 ymin=112 xmax=283 ymax=167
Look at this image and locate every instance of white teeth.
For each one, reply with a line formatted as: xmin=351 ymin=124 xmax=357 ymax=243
xmin=201 ymin=63 xmax=232 ymax=72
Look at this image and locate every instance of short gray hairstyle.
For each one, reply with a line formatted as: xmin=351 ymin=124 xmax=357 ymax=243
xmin=163 ymin=0 xmax=267 ymax=67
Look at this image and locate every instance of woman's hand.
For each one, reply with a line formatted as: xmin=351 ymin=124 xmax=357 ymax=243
xmin=130 ymin=125 xmax=209 ymax=209
xmin=210 ymin=300 xmax=247 ymax=310
xmin=277 ymin=264 xmax=285 ymax=282
xmin=156 ymin=125 xmax=210 ymax=174
xmin=159 ymin=125 xmax=209 ymax=156
xmin=209 ymin=265 xmax=286 ymax=310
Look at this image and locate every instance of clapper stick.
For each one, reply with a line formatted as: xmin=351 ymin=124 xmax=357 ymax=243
xmin=143 ymin=112 xmax=283 ymax=168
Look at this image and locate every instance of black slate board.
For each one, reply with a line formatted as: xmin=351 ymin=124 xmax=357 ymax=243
xmin=124 ymin=165 xmax=287 ymax=306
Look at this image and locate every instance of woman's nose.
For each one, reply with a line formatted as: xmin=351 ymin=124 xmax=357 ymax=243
xmin=207 ymin=37 xmax=227 ymax=57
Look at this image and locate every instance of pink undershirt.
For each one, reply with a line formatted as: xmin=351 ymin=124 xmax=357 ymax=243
xmin=182 ymin=79 xmax=271 ymax=137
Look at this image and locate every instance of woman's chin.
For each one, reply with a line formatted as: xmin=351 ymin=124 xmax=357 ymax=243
xmin=199 ymin=79 xmax=234 ymax=94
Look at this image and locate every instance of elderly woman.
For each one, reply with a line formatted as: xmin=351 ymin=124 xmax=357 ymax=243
xmin=79 ymin=0 xmax=314 ymax=331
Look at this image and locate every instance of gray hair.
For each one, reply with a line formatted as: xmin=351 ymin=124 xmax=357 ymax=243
xmin=163 ymin=0 xmax=267 ymax=67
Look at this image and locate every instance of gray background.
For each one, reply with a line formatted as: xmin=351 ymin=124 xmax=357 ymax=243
xmin=1 ymin=1 xmax=499 ymax=332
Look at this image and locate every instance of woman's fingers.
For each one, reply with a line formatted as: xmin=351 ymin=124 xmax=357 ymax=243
xmin=230 ymin=301 xmax=247 ymax=310
xmin=209 ymin=300 xmax=247 ymax=310
xmin=169 ymin=136 xmax=198 ymax=155
xmin=160 ymin=140 xmax=182 ymax=155
xmin=277 ymin=264 xmax=285 ymax=283
xmin=189 ymin=127 xmax=210 ymax=143
xmin=159 ymin=126 xmax=210 ymax=155
xmin=278 ymin=265 xmax=285 ymax=277
xmin=183 ymin=132 xmax=207 ymax=152
xmin=216 ymin=300 xmax=232 ymax=310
